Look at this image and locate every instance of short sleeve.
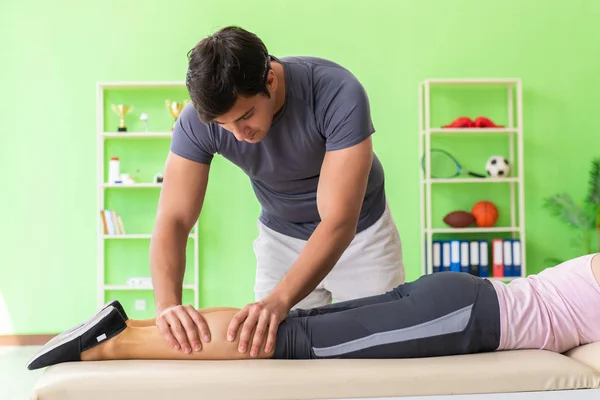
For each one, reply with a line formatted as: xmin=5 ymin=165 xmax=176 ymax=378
xmin=170 ymin=102 xmax=216 ymax=165
xmin=314 ymin=67 xmax=375 ymax=152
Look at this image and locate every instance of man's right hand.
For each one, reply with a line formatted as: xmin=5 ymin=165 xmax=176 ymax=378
xmin=156 ymin=305 xmax=211 ymax=353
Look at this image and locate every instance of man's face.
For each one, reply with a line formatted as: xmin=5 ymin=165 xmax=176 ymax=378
xmin=213 ymin=71 xmax=278 ymax=143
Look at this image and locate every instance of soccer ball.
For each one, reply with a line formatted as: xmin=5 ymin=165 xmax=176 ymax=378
xmin=485 ymin=156 xmax=510 ymax=177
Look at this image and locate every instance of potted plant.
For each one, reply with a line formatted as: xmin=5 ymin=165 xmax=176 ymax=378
xmin=543 ymin=157 xmax=600 ymax=262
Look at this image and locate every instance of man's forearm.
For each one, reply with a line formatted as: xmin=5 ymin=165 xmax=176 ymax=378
xmin=270 ymin=218 xmax=356 ymax=309
xmin=150 ymin=220 xmax=189 ymax=312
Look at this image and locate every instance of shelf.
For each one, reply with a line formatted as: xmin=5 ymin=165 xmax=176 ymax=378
xmin=102 ymin=183 xmax=162 ymax=188
xmin=428 ymin=227 xmax=520 ymax=234
xmin=419 ymin=77 xmax=526 ymax=279
xmin=98 ymin=80 xmax=200 ymax=310
xmin=426 ymin=177 xmax=519 ymax=184
xmin=423 ymin=78 xmax=520 ymax=86
xmin=426 ymin=128 xmax=519 ymax=134
xmin=102 ymin=132 xmax=172 ymax=138
xmin=104 ymin=284 xmax=196 ymax=291
xmin=104 ymin=233 xmax=197 ymax=239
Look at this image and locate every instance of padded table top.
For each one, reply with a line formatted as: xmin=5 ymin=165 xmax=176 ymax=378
xmin=31 ymin=345 xmax=600 ymax=400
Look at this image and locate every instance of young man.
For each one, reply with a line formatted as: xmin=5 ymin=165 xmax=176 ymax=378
xmin=149 ymin=26 xmax=404 ymax=359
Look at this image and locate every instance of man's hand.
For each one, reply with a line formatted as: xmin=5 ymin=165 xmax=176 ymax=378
xmin=156 ymin=305 xmax=211 ymax=353
xmin=226 ymin=294 xmax=290 ymax=357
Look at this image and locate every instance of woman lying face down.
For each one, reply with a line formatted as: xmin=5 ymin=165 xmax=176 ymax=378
xmin=27 ymin=253 xmax=600 ymax=370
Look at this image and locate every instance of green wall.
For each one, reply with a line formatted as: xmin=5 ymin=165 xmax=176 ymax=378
xmin=1 ymin=0 xmax=599 ymax=334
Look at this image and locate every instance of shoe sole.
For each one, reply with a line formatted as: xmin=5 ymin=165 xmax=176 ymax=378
xmin=27 ymin=306 xmax=116 ymax=369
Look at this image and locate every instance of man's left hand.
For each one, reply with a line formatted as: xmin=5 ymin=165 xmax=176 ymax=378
xmin=226 ymin=294 xmax=290 ymax=357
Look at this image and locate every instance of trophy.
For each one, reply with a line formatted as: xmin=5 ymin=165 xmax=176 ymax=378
xmin=140 ymin=112 xmax=149 ymax=132
xmin=165 ymin=99 xmax=190 ymax=130
xmin=111 ymin=104 xmax=134 ymax=132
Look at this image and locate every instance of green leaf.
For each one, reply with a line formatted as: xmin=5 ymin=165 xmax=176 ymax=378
xmin=543 ymin=193 xmax=594 ymax=230
xmin=586 ymin=157 xmax=600 ymax=205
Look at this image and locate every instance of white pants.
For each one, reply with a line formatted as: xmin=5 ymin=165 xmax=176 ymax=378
xmin=253 ymin=204 xmax=405 ymax=310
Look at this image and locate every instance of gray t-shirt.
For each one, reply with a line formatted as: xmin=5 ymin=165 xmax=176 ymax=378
xmin=170 ymin=55 xmax=386 ymax=240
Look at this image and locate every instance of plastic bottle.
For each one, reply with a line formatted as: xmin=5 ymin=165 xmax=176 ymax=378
xmin=109 ymin=157 xmax=120 ymax=183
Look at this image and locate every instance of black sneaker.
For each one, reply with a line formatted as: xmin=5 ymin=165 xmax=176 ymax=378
xmin=27 ymin=305 xmax=126 ymax=370
xmin=105 ymin=299 xmax=128 ymax=320
xmin=39 ymin=300 xmax=128 ymax=351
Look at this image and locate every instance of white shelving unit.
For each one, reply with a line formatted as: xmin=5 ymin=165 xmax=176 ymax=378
xmin=96 ymin=81 xmax=199 ymax=309
xmin=419 ymin=78 xmax=526 ymax=278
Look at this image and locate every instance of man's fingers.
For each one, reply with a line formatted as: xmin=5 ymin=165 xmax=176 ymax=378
xmin=238 ymin=307 xmax=261 ymax=353
xmin=157 ymin=317 xmax=180 ymax=350
xmin=187 ymin=306 xmax=211 ymax=343
xmin=166 ymin=313 xmax=191 ymax=352
xmin=182 ymin=305 xmax=206 ymax=351
xmin=249 ymin=312 xmax=269 ymax=357
xmin=175 ymin=306 xmax=201 ymax=353
xmin=264 ymin=314 xmax=279 ymax=354
xmin=227 ymin=308 xmax=249 ymax=342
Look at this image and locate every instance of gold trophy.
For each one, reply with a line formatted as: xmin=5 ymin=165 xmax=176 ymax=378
xmin=165 ymin=99 xmax=190 ymax=130
xmin=111 ymin=104 xmax=134 ymax=132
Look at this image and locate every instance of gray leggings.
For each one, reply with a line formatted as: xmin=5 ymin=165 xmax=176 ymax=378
xmin=273 ymin=272 xmax=501 ymax=359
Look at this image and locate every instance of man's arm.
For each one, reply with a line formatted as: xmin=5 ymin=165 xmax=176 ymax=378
xmin=227 ymin=136 xmax=373 ymax=356
xmin=150 ymin=151 xmax=212 ymax=352
xmin=271 ymin=136 xmax=373 ymax=307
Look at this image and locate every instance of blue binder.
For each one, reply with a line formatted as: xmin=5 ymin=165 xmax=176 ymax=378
xmin=442 ymin=241 xmax=451 ymax=272
xmin=460 ymin=241 xmax=469 ymax=273
xmin=469 ymin=240 xmax=479 ymax=276
xmin=432 ymin=240 xmax=441 ymax=273
xmin=503 ymin=239 xmax=513 ymax=276
xmin=479 ymin=240 xmax=489 ymax=277
xmin=512 ymin=239 xmax=522 ymax=276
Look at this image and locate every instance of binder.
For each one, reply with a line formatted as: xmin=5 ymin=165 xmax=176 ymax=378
xmin=460 ymin=241 xmax=469 ymax=273
xmin=469 ymin=240 xmax=479 ymax=276
xmin=479 ymin=240 xmax=489 ymax=277
xmin=450 ymin=240 xmax=460 ymax=272
xmin=442 ymin=241 xmax=451 ymax=272
xmin=503 ymin=239 xmax=513 ymax=276
xmin=432 ymin=241 xmax=441 ymax=273
xmin=492 ymin=239 xmax=504 ymax=277
xmin=512 ymin=239 xmax=522 ymax=276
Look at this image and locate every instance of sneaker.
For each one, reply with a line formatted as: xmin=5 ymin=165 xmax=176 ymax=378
xmin=40 ymin=300 xmax=128 ymax=350
xmin=27 ymin=305 xmax=126 ymax=370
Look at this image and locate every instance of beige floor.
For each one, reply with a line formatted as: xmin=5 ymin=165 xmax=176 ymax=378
xmin=0 ymin=346 xmax=44 ymax=400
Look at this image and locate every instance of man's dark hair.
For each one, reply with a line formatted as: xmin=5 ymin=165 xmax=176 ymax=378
xmin=186 ymin=26 xmax=271 ymax=123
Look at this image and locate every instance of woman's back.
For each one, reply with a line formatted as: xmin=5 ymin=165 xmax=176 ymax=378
xmin=492 ymin=253 xmax=600 ymax=353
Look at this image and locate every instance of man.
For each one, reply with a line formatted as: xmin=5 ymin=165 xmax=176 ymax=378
xmin=150 ymin=26 xmax=405 ymax=360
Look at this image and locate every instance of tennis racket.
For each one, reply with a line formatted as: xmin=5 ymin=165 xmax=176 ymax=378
xmin=422 ymin=148 xmax=486 ymax=179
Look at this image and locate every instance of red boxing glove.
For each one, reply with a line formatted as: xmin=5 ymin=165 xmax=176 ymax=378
xmin=442 ymin=117 xmax=474 ymax=128
xmin=474 ymin=116 xmax=504 ymax=128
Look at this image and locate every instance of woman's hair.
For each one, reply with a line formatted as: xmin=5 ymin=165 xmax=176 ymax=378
xmin=185 ymin=26 xmax=271 ymax=123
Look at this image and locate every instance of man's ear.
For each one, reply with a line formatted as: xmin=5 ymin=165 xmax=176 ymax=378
xmin=266 ymin=69 xmax=277 ymax=93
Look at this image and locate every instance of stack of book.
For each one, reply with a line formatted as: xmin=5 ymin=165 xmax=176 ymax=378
xmin=100 ymin=209 xmax=126 ymax=235
xmin=430 ymin=238 xmax=522 ymax=278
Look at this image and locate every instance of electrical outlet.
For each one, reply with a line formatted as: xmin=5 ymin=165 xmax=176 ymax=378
xmin=134 ymin=299 xmax=147 ymax=311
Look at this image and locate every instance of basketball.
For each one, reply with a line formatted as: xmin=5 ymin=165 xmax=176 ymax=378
xmin=471 ymin=201 xmax=498 ymax=227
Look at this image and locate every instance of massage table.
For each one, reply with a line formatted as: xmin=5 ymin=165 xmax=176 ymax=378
xmin=30 ymin=342 xmax=600 ymax=399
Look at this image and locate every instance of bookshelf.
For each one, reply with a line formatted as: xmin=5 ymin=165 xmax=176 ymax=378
xmin=419 ymin=78 xmax=526 ymax=280
xmin=96 ymin=81 xmax=199 ymax=316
